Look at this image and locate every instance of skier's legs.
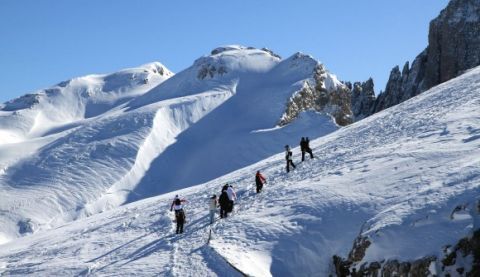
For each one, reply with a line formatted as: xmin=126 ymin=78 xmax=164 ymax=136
xmin=179 ymin=221 xmax=184 ymax=233
xmin=308 ymin=148 xmax=314 ymax=159
xmin=256 ymin=183 xmax=261 ymax=193
xmin=301 ymin=151 xmax=305 ymax=161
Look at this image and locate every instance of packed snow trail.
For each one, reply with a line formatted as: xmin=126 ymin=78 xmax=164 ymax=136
xmin=1 ymin=66 xmax=480 ymax=275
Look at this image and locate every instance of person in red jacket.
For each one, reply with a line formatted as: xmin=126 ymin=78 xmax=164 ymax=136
xmin=255 ymin=171 xmax=267 ymax=193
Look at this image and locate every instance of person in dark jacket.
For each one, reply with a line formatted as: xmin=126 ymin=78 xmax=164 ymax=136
xmin=285 ymin=145 xmax=296 ymax=173
xmin=255 ymin=171 xmax=267 ymax=193
xmin=305 ymin=137 xmax=314 ymax=159
xmin=300 ymin=137 xmax=307 ymax=161
xmin=219 ymin=190 xmax=230 ymax=218
xmin=172 ymin=198 xmax=186 ymax=234
xmin=222 ymin=184 xmax=229 ymax=193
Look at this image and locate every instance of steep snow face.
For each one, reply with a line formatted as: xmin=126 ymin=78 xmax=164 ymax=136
xmin=0 ymin=66 xmax=479 ymax=276
xmin=0 ymin=46 xmax=343 ymax=242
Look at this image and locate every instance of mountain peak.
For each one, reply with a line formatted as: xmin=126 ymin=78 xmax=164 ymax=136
xmin=436 ymin=0 xmax=480 ymax=24
xmin=208 ymin=45 xmax=281 ymax=59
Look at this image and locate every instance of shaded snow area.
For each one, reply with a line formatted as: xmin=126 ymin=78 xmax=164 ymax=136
xmin=0 ymin=63 xmax=479 ymax=275
xmin=0 ymin=46 xmax=343 ymax=243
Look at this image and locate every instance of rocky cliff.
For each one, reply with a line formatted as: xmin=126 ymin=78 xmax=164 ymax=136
xmin=333 ymin=200 xmax=480 ymax=277
xmin=352 ymin=0 xmax=480 ymax=118
xmin=347 ymin=78 xmax=376 ymax=120
xmin=279 ymin=62 xmax=353 ymax=127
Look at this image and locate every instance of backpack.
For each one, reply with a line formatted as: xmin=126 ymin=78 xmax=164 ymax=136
xmin=255 ymin=174 xmax=263 ymax=184
xmin=219 ymin=191 xmax=229 ymax=206
xmin=175 ymin=198 xmax=181 ymax=205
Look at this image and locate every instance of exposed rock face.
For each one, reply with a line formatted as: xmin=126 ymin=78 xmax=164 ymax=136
xmin=372 ymin=50 xmax=428 ymax=114
xmin=2 ymin=94 xmax=41 ymax=111
xmin=363 ymin=0 xmax=480 ymax=116
xmin=261 ymin=47 xmax=282 ymax=59
xmin=426 ymin=0 xmax=480 ymax=88
xmin=442 ymin=230 xmax=480 ymax=276
xmin=333 ymin=200 xmax=480 ymax=276
xmin=197 ymin=63 xmax=228 ymax=80
xmin=349 ymin=78 xmax=376 ymax=120
xmin=279 ymin=64 xmax=353 ymax=127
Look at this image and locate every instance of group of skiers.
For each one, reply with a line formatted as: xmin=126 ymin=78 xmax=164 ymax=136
xmin=170 ymin=137 xmax=314 ymax=234
xmin=170 ymin=178 xmax=259 ymax=233
xmin=285 ymin=137 xmax=314 ymax=172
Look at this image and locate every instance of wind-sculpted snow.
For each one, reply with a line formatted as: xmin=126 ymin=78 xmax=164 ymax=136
xmin=0 ymin=88 xmax=233 ymax=243
xmin=0 ymin=46 xmax=347 ymax=243
xmin=0 ymin=62 xmax=171 ymax=139
xmin=1 ymin=66 xmax=479 ymax=275
xmin=128 ymin=47 xmax=346 ymax=201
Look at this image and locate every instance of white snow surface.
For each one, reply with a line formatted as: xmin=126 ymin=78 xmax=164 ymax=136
xmin=0 ymin=46 xmax=343 ymax=243
xmin=0 ymin=63 xmax=479 ymax=275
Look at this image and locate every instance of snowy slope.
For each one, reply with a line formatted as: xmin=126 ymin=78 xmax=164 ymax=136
xmin=0 ymin=62 xmax=172 ymax=175
xmin=128 ymin=47 xmax=343 ymax=200
xmin=1 ymin=65 xmax=479 ymax=276
xmin=0 ymin=62 xmax=173 ymax=243
xmin=0 ymin=46 xmax=345 ymax=243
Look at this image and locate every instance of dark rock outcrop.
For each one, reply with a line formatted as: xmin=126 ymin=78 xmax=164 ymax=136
xmin=362 ymin=0 xmax=480 ymax=117
xmin=425 ymin=0 xmax=480 ymax=88
xmin=279 ymin=64 xmax=353 ymax=127
xmin=197 ymin=63 xmax=228 ymax=80
xmin=349 ymin=78 xmax=376 ymax=120
xmin=2 ymin=93 xmax=41 ymax=111
xmin=333 ymin=199 xmax=480 ymax=276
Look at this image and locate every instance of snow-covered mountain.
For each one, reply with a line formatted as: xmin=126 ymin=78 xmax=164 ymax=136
xmin=0 ymin=46 xmax=349 ymax=243
xmin=1 ymin=63 xmax=479 ymax=276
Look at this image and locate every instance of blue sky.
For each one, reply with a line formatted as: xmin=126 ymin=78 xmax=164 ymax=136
xmin=0 ymin=0 xmax=449 ymax=103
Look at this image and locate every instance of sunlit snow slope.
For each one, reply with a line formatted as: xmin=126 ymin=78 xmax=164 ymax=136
xmin=0 ymin=46 xmax=344 ymax=242
xmin=0 ymin=65 xmax=479 ymax=276
xmin=0 ymin=62 xmax=173 ymax=243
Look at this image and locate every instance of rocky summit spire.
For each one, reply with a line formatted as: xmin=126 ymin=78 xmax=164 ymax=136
xmin=349 ymin=78 xmax=375 ymax=120
xmin=365 ymin=0 xmax=480 ymax=116
xmin=425 ymin=0 xmax=480 ymax=88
